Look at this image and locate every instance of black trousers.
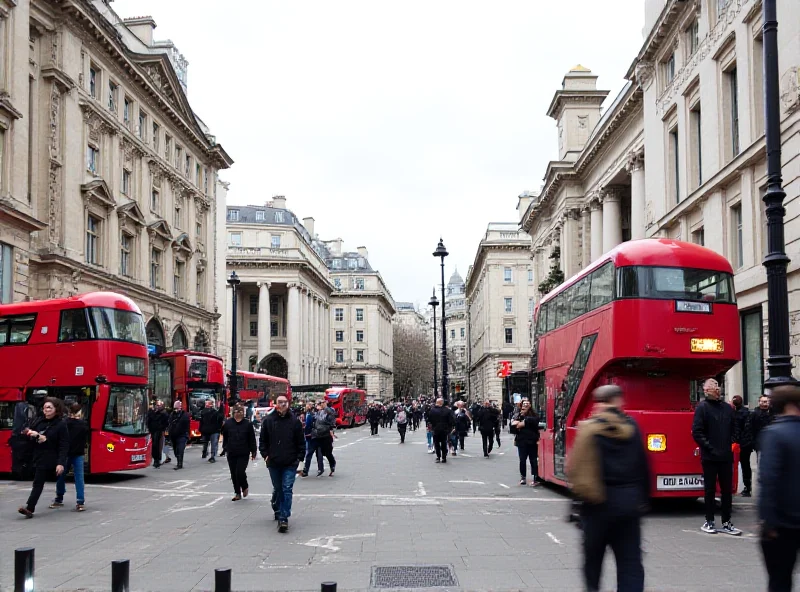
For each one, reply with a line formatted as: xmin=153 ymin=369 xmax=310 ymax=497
xmin=370 ymin=422 xmax=379 ymax=435
xmin=398 ymin=423 xmax=407 ymax=443
xmin=518 ymin=441 xmax=539 ymax=480
xmin=761 ymin=528 xmax=800 ymax=592
xmin=227 ymin=454 xmax=249 ymax=495
xmin=702 ymin=460 xmax=732 ymax=523
xmin=480 ymin=431 xmax=494 ymax=456
xmin=433 ymin=432 xmax=448 ymax=460
xmin=150 ymin=432 xmax=164 ymax=466
xmin=173 ymin=436 xmax=187 ymax=467
xmin=583 ymin=511 xmax=644 ymax=592
xmin=740 ymin=446 xmax=753 ymax=491
xmin=457 ymin=432 xmax=466 ymax=450
xmin=315 ymin=436 xmax=336 ymax=471
xmin=26 ymin=464 xmax=56 ymax=512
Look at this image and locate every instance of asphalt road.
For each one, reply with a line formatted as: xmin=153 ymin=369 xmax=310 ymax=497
xmin=0 ymin=424 xmax=770 ymax=591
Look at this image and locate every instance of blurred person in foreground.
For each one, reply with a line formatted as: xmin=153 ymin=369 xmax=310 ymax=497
xmin=567 ymin=385 xmax=649 ymax=592
xmin=758 ymin=384 xmax=800 ymax=592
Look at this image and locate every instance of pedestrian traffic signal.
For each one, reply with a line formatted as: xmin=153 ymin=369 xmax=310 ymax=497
xmin=497 ymin=361 xmax=512 ymax=378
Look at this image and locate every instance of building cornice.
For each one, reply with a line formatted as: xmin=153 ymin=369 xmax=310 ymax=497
xmin=0 ymin=198 xmax=47 ymax=231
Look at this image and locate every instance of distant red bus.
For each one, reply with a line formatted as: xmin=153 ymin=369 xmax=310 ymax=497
xmin=531 ymin=239 xmax=741 ymax=498
xmin=151 ymin=351 xmax=226 ymax=440
xmin=325 ymin=388 xmax=367 ymax=428
xmin=231 ymin=370 xmax=291 ymax=407
xmin=0 ymin=292 xmax=150 ymax=474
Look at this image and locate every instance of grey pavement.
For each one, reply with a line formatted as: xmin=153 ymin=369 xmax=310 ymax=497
xmin=1 ymin=424 xmax=771 ymax=592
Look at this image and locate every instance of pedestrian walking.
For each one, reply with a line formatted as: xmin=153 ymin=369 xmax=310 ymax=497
xmin=367 ymin=404 xmax=381 ymax=436
xmin=758 ymin=384 xmax=800 ymax=592
xmin=470 ymin=401 xmax=481 ymax=434
xmin=222 ymin=404 xmax=257 ymax=501
xmin=731 ymin=395 xmax=753 ymax=497
xmin=502 ymin=400 xmax=513 ymax=429
xmin=259 ymin=395 xmax=305 ymax=533
xmin=18 ymin=398 xmax=70 ymax=519
xmin=453 ymin=402 xmax=471 ymax=452
xmin=510 ymin=400 xmax=540 ymax=486
xmin=395 ymin=406 xmax=408 ymax=443
xmin=751 ymin=394 xmax=774 ymax=458
xmin=477 ymin=400 xmax=500 ymax=457
xmin=691 ymin=378 xmax=741 ymax=535
xmin=10 ymin=400 xmax=36 ymax=479
xmin=147 ymin=400 xmax=170 ymax=467
xmin=50 ymin=403 xmax=88 ymax=511
xmin=493 ymin=402 xmax=502 ymax=448
xmin=386 ymin=405 xmax=395 ymax=428
xmin=200 ymin=399 xmax=221 ymax=463
xmin=168 ymin=400 xmax=190 ymax=470
xmin=567 ymin=385 xmax=649 ymax=592
xmin=302 ymin=399 xmax=336 ymax=477
xmin=427 ymin=398 xmax=454 ymax=463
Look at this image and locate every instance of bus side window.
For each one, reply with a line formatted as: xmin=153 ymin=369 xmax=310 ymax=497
xmin=59 ymin=309 xmax=90 ymax=342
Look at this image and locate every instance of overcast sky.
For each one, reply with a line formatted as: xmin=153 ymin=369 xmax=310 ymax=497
xmin=115 ymin=0 xmax=645 ymax=308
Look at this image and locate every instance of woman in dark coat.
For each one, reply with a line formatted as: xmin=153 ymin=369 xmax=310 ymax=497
xmin=221 ymin=404 xmax=257 ymax=501
xmin=510 ymin=399 xmax=541 ymax=486
xmin=18 ymin=397 xmax=70 ymax=518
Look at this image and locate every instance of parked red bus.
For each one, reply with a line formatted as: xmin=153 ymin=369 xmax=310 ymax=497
xmin=151 ymin=351 xmax=226 ymax=440
xmin=531 ymin=239 xmax=741 ymax=498
xmin=0 ymin=292 xmax=150 ymax=474
xmin=230 ymin=370 xmax=291 ymax=407
xmin=325 ymin=388 xmax=367 ymax=428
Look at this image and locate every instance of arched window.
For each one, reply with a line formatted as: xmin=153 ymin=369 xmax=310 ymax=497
xmin=172 ymin=326 xmax=188 ymax=351
xmin=146 ymin=318 xmax=165 ymax=347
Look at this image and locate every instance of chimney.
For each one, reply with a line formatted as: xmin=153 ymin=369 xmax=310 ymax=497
xmin=123 ymin=16 xmax=157 ymax=47
xmin=303 ymin=217 xmax=315 ymax=238
xmin=357 ymin=246 xmax=369 ymax=261
xmin=271 ymin=195 xmax=287 ymax=209
xmin=331 ymin=239 xmax=343 ymax=256
xmin=516 ymin=191 xmax=536 ymax=223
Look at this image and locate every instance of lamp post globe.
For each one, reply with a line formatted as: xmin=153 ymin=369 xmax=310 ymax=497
xmin=432 ymin=239 xmax=449 ymax=403
xmin=227 ymin=271 xmax=242 ymax=404
xmin=428 ymin=289 xmax=439 ymax=398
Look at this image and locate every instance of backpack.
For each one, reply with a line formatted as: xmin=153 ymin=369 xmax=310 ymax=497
xmin=397 ymin=410 xmax=407 ymax=424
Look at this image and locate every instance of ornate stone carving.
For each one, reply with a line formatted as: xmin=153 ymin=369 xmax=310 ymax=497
xmin=781 ymin=67 xmax=799 ymax=115
xmin=626 ymin=150 xmax=645 ymax=173
xmin=48 ymin=84 xmax=62 ymax=245
xmin=635 ymin=61 xmax=655 ymax=91
xmin=601 ymin=186 xmax=623 ymax=202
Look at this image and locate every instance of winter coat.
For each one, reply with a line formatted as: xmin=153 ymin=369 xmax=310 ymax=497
xmin=221 ymin=417 xmax=257 ymax=457
xmin=168 ymin=410 xmax=190 ymax=441
xmin=691 ymin=398 xmax=738 ymax=462
xmin=510 ymin=410 xmax=540 ymax=446
xmin=199 ymin=407 xmax=221 ymax=436
xmin=476 ymin=406 xmax=500 ymax=433
xmin=454 ymin=410 xmax=471 ymax=434
xmin=147 ymin=409 xmax=169 ymax=434
xmin=733 ymin=406 xmax=753 ymax=449
xmin=367 ymin=408 xmax=382 ymax=424
xmin=758 ymin=416 xmax=800 ymax=530
xmin=311 ymin=407 xmax=337 ymax=439
xmin=28 ymin=415 xmax=70 ymax=468
xmin=567 ymin=407 xmax=650 ymax=513
xmin=427 ymin=405 xmax=454 ymax=435
xmin=65 ymin=417 xmax=89 ymax=458
xmin=750 ymin=408 xmax=774 ymax=451
xmin=259 ymin=410 xmax=305 ymax=468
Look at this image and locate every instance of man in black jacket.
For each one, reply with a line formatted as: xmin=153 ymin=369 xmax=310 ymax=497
xmin=427 ymin=398 xmax=454 ymax=463
xmin=758 ymin=384 xmax=800 ymax=591
xmin=691 ymin=378 xmax=741 ymax=535
xmin=222 ymin=404 xmax=257 ymax=501
xmin=750 ymin=394 xmax=774 ymax=455
xmin=731 ymin=395 xmax=753 ymax=497
xmin=260 ymin=395 xmax=305 ymax=533
xmin=199 ymin=400 xmax=221 ymax=463
xmin=367 ymin=404 xmax=381 ymax=436
xmin=477 ymin=400 xmax=501 ymax=457
xmin=147 ymin=401 xmax=170 ymax=467
xmin=168 ymin=400 xmax=190 ymax=470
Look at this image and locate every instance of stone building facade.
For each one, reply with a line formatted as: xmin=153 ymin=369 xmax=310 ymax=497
xmin=520 ymin=0 xmax=800 ymax=404
xmin=466 ymin=223 xmax=536 ymax=402
xmin=0 ymin=2 xmax=232 ymax=355
xmin=444 ymin=269 xmax=468 ymax=398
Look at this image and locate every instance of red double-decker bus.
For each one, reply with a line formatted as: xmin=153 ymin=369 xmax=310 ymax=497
xmin=531 ymin=239 xmax=741 ymax=498
xmin=325 ymin=388 xmax=367 ymax=428
xmin=0 ymin=292 xmax=150 ymax=474
xmin=231 ymin=370 xmax=291 ymax=407
xmin=151 ymin=351 xmax=226 ymax=440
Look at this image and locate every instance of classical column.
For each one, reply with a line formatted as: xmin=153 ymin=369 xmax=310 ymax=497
xmin=580 ymin=207 xmax=592 ymax=268
xmin=562 ymin=209 xmax=579 ymax=277
xmin=257 ymin=281 xmax=270 ymax=367
xmin=287 ymin=284 xmax=301 ymax=385
xmin=601 ymin=187 xmax=623 ymax=253
xmin=627 ymin=151 xmax=646 ymax=240
xmin=590 ymin=199 xmax=604 ymax=261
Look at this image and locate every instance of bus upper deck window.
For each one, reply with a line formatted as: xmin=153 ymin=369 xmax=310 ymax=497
xmin=60 ymin=309 xmax=90 ymax=342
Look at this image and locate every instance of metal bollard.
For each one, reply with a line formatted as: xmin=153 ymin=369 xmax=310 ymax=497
xmin=14 ymin=548 xmax=35 ymax=592
xmin=111 ymin=559 xmax=130 ymax=592
xmin=214 ymin=568 xmax=232 ymax=592
xmin=321 ymin=582 xmax=337 ymax=592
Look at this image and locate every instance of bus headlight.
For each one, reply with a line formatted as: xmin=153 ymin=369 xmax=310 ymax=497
xmin=647 ymin=434 xmax=666 ymax=452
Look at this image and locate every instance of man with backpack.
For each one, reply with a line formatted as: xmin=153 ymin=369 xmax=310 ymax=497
xmin=396 ymin=406 xmax=409 ymax=443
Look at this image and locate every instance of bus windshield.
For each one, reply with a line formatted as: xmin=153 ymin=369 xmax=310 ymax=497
xmin=616 ymin=266 xmax=736 ymax=304
xmin=89 ymin=307 xmax=146 ymax=344
xmin=188 ymin=389 xmax=219 ymax=419
xmin=104 ymin=386 xmax=148 ymax=435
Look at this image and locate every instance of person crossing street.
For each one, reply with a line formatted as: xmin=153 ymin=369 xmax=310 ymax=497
xmin=477 ymin=400 xmax=500 ymax=457
xmin=222 ymin=404 xmax=257 ymax=501
xmin=427 ymin=398 xmax=454 ymax=463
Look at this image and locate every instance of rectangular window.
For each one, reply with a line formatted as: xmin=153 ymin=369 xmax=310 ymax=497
xmin=152 ymin=122 xmax=160 ymax=151
xmin=228 ymin=210 xmax=239 ymax=222
xmin=195 ymin=163 xmax=201 ymax=186
xmin=185 ymin=155 xmax=191 ymax=177
xmin=334 ymin=278 xmax=342 ymax=290
xmin=356 ymin=374 xmax=366 ymax=389
xmin=165 ymin=135 xmax=172 ymax=160
xmin=89 ymin=65 xmax=98 ymax=99
xmin=528 ymin=297 xmax=535 ymax=318
xmin=669 ymin=126 xmax=680 ymax=202
xmin=665 ymin=52 xmax=676 ymax=84
xmin=204 ymin=168 xmax=209 ymax=195
xmin=0 ymin=243 xmax=12 ymax=303
xmin=589 ymin=262 xmax=615 ymax=310
xmin=270 ymin=321 xmax=278 ymax=337
xmin=352 ymin=309 xmax=363 ymax=323
xmin=356 ymin=330 xmax=364 ymax=342
xmin=121 ymin=168 xmax=131 ymax=195
xmin=255 ymin=210 xmax=265 ymax=221
xmin=151 ymin=188 xmax=159 ymax=212
xmin=174 ymin=260 xmax=184 ymax=299
xmin=528 ymin=268 xmax=534 ymax=282
xmin=356 ymin=350 xmax=364 ymax=362
xmin=335 ymin=308 xmax=344 ymax=322
xmin=120 ymin=234 xmax=131 ymax=276
xmin=732 ymin=204 xmax=743 ymax=268
xmin=108 ymin=81 xmax=118 ymax=112
xmin=196 ymin=222 xmax=202 ymax=239
xmin=196 ymin=270 xmax=204 ymax=306
xmin=86 ymin=215 xmax=99 ymax=264
xmin=752 ymin=35 xmax=765 ymax=138
xmin=335 ymin=330 xmax=344 ymax=342
xmin=275 ymin=211 xmax=284 ymax=223
xmin=692 ymin=227 xmax=705 ymax=246
xmin=271 ymin=235 xmax=280 ymax=248
xmin=249 ymin=295 xmax=258 ymax=315
xmin=504 ymin=267 xmax=512 ymax=282
xmin=461 ymin=327 xmax=465 ymax=338
xmin=150 ymin=248 xmax=161 ymax=289
xmin=504 ymin=297 xmax=513 ymax=313
xmin=87 ymin=145 xmax=99 ymax=174
xmin=335 ymin=349 xmax=344 ymax=363
xmin=270 ymin=300 xmax=278 ymax=315
xmin=175 ymin=146 xmax=182 ymax=169
xmin=504 ymin=327 xmax=513 ymax=344
xmin=741 ymin=308 xmax=764 ymax=406
xmin=355 ymin=278 xmax=365 ymax=290
xmin=450 ymin=329 xmax=455 ymax=339
xmin=687 ymin=20 xmax=699 ymax=55
xmin=123 ymin=97 xmax=132 ymax=127
xmin=138 ymin=110 xmax=147 ymax=141
xmin=249 ymin=321 xmax=258 ymax=337
xmin=728 ymin=67 xmax=740 ymax=157
xmin=690 ymin=105 xmax=702 ymax=189
xmin=229 ymin=232 xmax=242 ymax=246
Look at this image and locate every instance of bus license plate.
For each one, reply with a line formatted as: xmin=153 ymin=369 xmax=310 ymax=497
xmin=657 ymin=474 xmax=704 ymax=490
xmin=131 ymin=454 xmax=146 ymax=463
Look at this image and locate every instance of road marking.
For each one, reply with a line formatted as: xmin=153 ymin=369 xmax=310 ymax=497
xmin=460 ymin=453 xmax=474 ymax=457
xmin=334 ymin=436 xmax=371 ymax=450
xmin=546 ymin=532 xmax=564 ymax=545
xmin=498 ymin=483 xmax=510 ymax=489
xmin=167 ymin=495 xmax=224 ymax=513
xmin=417 ymin=481 xmax=427 ymax=496
xmin=449 ymin=480 xmax=485 ymax=485
xmin=301 ymin=533 xmax=376 ymax=552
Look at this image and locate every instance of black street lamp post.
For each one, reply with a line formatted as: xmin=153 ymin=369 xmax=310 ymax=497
xmin=762 ymin=0 xmax=798 ymax=387
xmin=433 ymin=239 xmax=449 ymax=402
xmin=429 ymin=289 xmax=439 ymax=398
xmin=227 ymin=271 xmax=242 ymax=404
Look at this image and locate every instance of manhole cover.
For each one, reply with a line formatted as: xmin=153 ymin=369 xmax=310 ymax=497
xmin=371 ymin=565 xmax=458 ymax=588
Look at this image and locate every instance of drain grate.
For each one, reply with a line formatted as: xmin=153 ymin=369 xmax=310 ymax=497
xmin=371 ymin=565 xmax=458 ymax=589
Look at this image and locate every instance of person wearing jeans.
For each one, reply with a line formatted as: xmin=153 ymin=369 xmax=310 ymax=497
xmin=51 ymin=403 xmax=89 ymax=511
